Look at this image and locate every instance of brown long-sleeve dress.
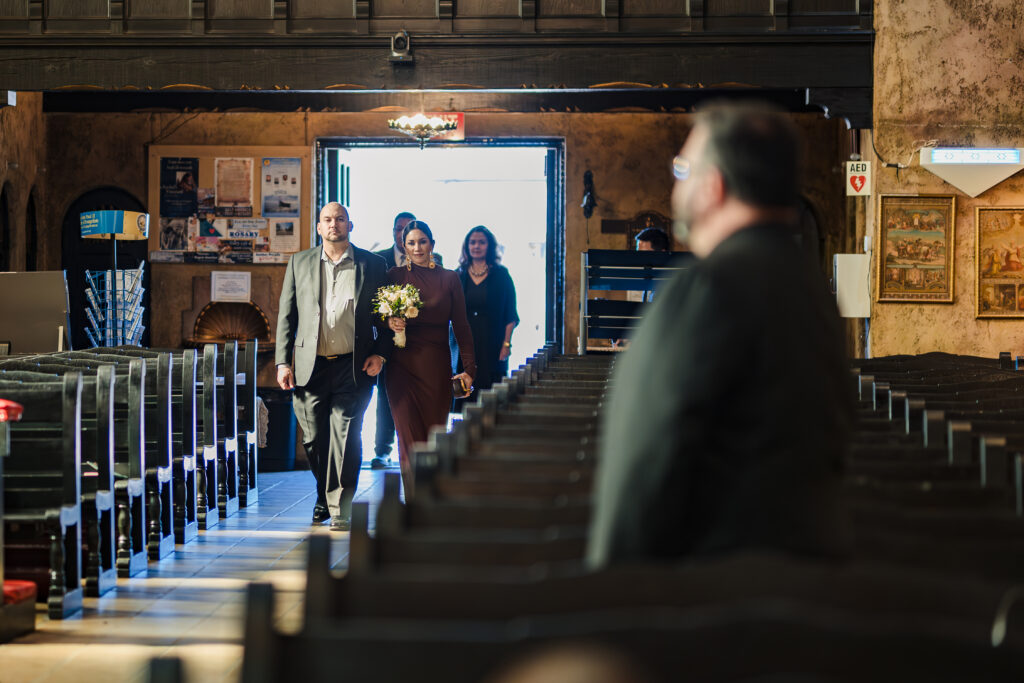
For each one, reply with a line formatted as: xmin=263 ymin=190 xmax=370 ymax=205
xmin=385 ymin=263 xmax=476 ymax=496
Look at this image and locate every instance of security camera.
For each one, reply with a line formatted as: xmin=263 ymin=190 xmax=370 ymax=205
xmin=390 ymin=30 xmax=413 ymax=63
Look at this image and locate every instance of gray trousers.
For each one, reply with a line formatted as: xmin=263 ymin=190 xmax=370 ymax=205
xmin=292 ymin=354 xmax=373 ymax=519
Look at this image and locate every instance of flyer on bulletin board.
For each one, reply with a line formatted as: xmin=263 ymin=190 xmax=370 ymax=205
xmin=159 ymin=157 xmax=199 ymax=217
xmin=261 ymin=158 xmax=301 ymax=217
xmin=215 ymin=157 xmax=254 ymax=217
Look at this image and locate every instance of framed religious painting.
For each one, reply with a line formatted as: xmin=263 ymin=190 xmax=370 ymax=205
xmin=976 ymin=207 xmax=1024 ymax=318
xmin=876 ymin=195 xmax=956 ymax=303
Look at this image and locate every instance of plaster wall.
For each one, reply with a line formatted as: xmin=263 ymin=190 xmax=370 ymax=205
xmin=0 ymin=93 xmax=46 ymax=271
xmin=869 ymin=0 xmax=1024 ymax=357
xmin=43 ymin=109 xmax=847 ymax=364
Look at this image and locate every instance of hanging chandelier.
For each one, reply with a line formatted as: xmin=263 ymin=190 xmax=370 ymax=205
xmin=387 ymin=113 xmax=458 ymax=149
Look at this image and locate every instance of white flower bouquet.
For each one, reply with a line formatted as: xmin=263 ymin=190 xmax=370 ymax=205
xmin=372 ymin=284 xmax=423 ymax=348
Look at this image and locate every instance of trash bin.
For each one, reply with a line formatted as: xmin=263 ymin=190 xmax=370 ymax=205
xmin=260 ymin=388 xmax=296 ymax=472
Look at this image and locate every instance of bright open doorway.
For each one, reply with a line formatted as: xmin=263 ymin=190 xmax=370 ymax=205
xmin=316 ymin=139 xmax=564 ymax=464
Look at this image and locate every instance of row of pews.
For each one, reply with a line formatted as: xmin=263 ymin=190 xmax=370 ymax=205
xmin=0 ymin=341 xmax=261 ymax=623
xmin=226 ymin=347 xmax=1024 ymax=683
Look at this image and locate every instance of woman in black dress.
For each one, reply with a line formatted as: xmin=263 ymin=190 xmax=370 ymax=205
xmin=453 ymin=225 xmax=519 ymax=410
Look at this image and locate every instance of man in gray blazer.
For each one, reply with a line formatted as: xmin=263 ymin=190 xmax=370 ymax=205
xmin=276 ymin=202 xmax=393 ymax=530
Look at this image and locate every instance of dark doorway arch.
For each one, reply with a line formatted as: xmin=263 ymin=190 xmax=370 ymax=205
xmin=25 ymin=189 xmax=37 ymax=271
xmin=61 ymin=187 xmax=149 ymax=349
xmin=796 ymin=196 xmax=825 ymax=269
xmin=0 ymin=183 xmax=11 ymax=272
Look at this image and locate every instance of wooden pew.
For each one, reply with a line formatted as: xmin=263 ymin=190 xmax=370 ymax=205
xmin=0 ymin=374 xmax=85 ymax=618
xmin=0 ymin=367 xmax=118 ymax=596
xmin=0 ymin=357 xmax=150 ymax=577
xmin=51 ymin=350 xmax=177 ymax=560
xmin=215 ymin=341 xmax=240 ymax=519
xmin=244 ymin=579 xmax=1024 ymax=683
xmin=0 ymin=398 xmax=35 ymax=642
xmin=106 ymin=346 xmax=201 ymax=544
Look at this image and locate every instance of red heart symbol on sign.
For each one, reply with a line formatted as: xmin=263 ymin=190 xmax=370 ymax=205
xmin=850 ymin=175 xmax=866 ymax=192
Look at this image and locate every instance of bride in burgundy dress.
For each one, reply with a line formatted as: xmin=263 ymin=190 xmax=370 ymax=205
xmin=386 ymin=220 xmax=476 ymax=498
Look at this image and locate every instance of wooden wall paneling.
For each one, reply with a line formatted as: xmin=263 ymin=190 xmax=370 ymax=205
xmin=0 ymin=0 xmax=26 ymax=17
xmin=703 ymin=0 xmax=772 ymax=31
xmin=0 ymin=0 xmax=28 ymax=33
xmin=124 ymin=0 xmax=191 ymax=32
xmin=788 ymin=0 xmax=863 ymax=30
xmin=44 ymin=0 xmax=111 ymax=32
xmin=128 ymin=0 xmax=192 ymax=18
xmin=457 ymin=0 xmax=521 ymax=17
xmin=619 ymin=0 xmax=687 ymax=32
xmin=287 ymin=0 xmax=369 ymax=34
xmin=439 ymin=0 xmax=452 ymax=31
xmin=373 ymin=0 xmax=438 ymax=19
xmin=206 ymin=0 xmax=273 ymax=19
xmin=452 ymin=0 xmax=525 ymax=32
xmin=45 ymin=0 xmax=108 ymax=18
xmin=772 ymin=0 xmax=788 ymax=31
xmin=290 ymin=0 xmax=356 ymax=19
xmin=857 ymin=0 xmax=871 ymax=30
xmin=687 ymin=0 xmax=704 ymax=32
xmin=204 ymin=0 xmax=273 ymax=32
xmin=537 ymin=0 xmax=603 ymax=16
xmin=535 ymin=0 xmax=607 ymax=31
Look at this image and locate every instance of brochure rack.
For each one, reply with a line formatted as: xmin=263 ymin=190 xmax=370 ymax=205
xmin=84 ymin=263 xmax=146 ymax=346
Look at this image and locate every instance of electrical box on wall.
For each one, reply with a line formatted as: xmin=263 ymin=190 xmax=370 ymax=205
xmin=834 ymin=253 xmax=871 ymax=318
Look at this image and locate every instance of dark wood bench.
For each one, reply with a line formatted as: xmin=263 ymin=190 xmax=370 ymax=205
xmin=0 ymin=356 xmax=150 ymax=577
xmin=0 ymin=367 xmax=118 ymax=596
xmin=0 ymin=398 xmax=36 ymax=642
xmin=105 ymin=346 xmax=202 ymax=544
xmin=244 ymin=578 xmax=1024 ymax=683
xmin=0 ymin=374 xmax=85 ymax=618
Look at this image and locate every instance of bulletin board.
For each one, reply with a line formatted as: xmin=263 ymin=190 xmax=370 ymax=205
xmin=146 ymin=145 xmax=313 ymax=265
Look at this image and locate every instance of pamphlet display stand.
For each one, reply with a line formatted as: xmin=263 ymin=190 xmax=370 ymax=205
xmin=84 ymin=264 xmax=146 ymax=347
xmin=79 ymin=210 xmax=150 ymax=348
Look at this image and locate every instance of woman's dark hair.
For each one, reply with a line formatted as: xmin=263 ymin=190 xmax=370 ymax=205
xmin=402 ymin=219 xmax=435 ymax=246
xmin=459 ymin=225 xmax=500 ymax=269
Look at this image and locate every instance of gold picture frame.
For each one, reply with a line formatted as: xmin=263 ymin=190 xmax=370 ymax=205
xmin=976 ymin=206 xmax=1024 ymax=318
xmin=877 ymin=194 xmax=956 ymax=303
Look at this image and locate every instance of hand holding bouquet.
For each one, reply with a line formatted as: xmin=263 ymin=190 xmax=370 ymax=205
xmin=373 ymin=284 xmax=423 ymax=348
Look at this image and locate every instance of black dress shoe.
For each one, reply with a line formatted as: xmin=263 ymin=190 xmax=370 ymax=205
xmin=369 ymin=456 xmax=390 ymax=469
xmin=312 ymin=505 xmax=330 ymax=524
xmin=329 ymin=516 xmax=351 ymax=532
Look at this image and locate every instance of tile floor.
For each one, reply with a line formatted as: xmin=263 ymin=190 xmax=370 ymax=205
xmin=0 ymin=468 xmax=391 ymax=683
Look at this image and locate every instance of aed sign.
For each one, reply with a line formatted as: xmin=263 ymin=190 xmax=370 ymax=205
xmin=846 ymin=161 xmax=871 ymax=197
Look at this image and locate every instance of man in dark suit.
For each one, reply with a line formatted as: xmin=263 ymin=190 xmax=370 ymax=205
xmin=276 ymin=202 xmax=392 ymax=530
xmin=369 ymin=211 xmax=442 ymax=469
xmin=587 ymin=102 xmax=853 ymax=567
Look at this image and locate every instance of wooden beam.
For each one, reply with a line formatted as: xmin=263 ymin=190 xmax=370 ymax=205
xmin=2 ymin=34 xmax=872 ymax=92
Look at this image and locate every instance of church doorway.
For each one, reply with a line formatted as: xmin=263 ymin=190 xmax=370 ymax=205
xmin=316 ymin=138 xmax=565 ymax=455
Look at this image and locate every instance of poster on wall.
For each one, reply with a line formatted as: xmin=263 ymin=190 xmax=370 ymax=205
xmin=269 ymin=218 xmax=300 ymax=253
xmin=976 ymin=207 xmax=1024 ymax=318
xmin=214 ymin=157 xmax=254 ymax=217
xmin=159 ymin=157 xmax=199 ymax=217
xmin=261 ymin=158 xmax=301 ymax=217
xmin=197 ymin=188 xmax=215 ymax=212
xmin=158 ymin=217 xmax=188 ymax=250
xmin=877 ymin=195 xmax=955 ymax=303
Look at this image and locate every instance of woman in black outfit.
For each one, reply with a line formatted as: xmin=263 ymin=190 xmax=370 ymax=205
xmin=454 ymin=225 xmax=519 ymax=409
